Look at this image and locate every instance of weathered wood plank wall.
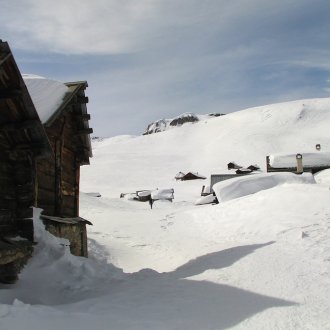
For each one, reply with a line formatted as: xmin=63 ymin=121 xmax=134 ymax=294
xmin=37 ymin=112 xmax=80 ymax=218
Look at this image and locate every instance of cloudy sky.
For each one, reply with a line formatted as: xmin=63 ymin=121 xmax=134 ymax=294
xmin=1 ymin=0 xmax=330 ymax=136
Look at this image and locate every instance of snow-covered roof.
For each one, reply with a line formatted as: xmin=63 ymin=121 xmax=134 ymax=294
xmin=175 ymin=172 xmax=186 ymax=179
xmin=151 ymin=188 xmax=174 ymax=200
xmin=269 ymin=152 xmax=330 ymax=168
xmin=23 ymin=74 xmax=69 ymax=124
xmin=185 ymin=172 xmax=207 ymax=179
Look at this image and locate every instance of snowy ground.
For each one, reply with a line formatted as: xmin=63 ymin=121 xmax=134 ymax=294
xmin=1 ymin=98 xmax=330 ymax=329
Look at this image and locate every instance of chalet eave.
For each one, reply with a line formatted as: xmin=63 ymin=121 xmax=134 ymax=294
xmin=44 ymin=82 xmax=88 ymax=127
xmin=41 ymin=214 xmax=93 ymax=226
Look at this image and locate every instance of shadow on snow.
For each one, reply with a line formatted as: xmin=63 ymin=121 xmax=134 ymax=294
xmin=0 ymin=241 xmax=296 ymax=330
xmin=73 ymin=241 xmax=296 ymax=330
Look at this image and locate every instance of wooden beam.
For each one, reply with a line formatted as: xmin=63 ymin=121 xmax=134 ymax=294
xmin=0 ymin=52 xmax=12 ymax=67
xmin=74 ymin=164 xmax=80 ymax=216
xmin=76 ymin=146 xmax=91 ymax=153
xmin=74 ymin=113 xmax=90 ymax=121
xmin=12 ymin=142 xmax=47 ymax=151
xmin=0 ymin=88 xmax=22 ymax=99
xmin=0 ymin=67 xmax=10 ymax=87
xmin=0 ymin=119 xmax=39 ymax=131
xmin=77 ymin=96 xmax=89 ymax=104
xmin=9 ymin=148 xmax=51 ymax=161
xmin=75 ymin=127 xmax=93 ymax=136
xmin=54 ymin=138 xmax=63 ymax=216
xmin=6 ymin=142 xmax=51 ymax=160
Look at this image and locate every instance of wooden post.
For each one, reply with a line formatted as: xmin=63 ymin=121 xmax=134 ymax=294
xmin=296 ymin=154 xmax=303 ymax=174
xmin=74 ymin=161 xmax=80 ymax=217
xmin=54 ymin=139 xmax=62 ymax=216
xmin=33 ymin=158 xmax=38 ymax=207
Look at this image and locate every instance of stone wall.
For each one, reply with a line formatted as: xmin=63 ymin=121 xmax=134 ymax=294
xmin=44 ymin=222 xmax=88 ymax=257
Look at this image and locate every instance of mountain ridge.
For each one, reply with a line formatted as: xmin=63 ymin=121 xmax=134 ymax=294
xmin=142 ymin=112 xmax=224 ymax=135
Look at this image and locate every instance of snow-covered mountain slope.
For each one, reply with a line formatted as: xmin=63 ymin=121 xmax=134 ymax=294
xmin=78 ymin=98 xmax=330 ymax=329
xmin=2 ymin=98 xmax=330 ymax=330
xmin=82 ymin=98 xmax=330 ymax=198
xmin=142 ymin=112 xmax=224 ymax=135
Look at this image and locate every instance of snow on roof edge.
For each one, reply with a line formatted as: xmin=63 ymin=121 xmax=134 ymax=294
xmin=23 ymin=74 xmax=69 ymax=124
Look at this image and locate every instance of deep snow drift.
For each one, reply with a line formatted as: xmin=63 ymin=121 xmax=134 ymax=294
xmin=213 ymin=172 xmax=316 ymax=202
xmin=1 ymin=98 xmax=330 ymax=330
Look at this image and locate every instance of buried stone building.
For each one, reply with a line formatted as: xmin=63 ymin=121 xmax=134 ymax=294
xmin=0 ymin=41 xmax=93 ymax=283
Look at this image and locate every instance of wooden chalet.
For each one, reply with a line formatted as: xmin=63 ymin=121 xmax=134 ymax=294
xmin=0 ymin=41 xmax=53 ymax=283
xmin=181 ymin=172 xmax=207 ymax=181
xmin=227 ymin=162 xmax=243 ymax=170
xmin=174 ymin=172 xmax=186 ymax=180
xmin=32 ymin=79 xmax=93 ymax=257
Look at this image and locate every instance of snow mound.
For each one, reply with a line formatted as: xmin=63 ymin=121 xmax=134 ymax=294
xmin=151 ymin=188 xmax=174 ymax=200
xmin=195 ymin=194 xmax=217 ymax=205
xmin=314 ymin=169 xmax=330 ymax=185
xmin=23 ymin=74 xmax=69 ymax=123
xmin=213 ymin=172 xmax=316 ymax=203
xmin=0 ymin=208 xmax=124 ymax=306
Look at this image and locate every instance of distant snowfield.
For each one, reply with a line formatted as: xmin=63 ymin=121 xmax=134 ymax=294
xmin=1 ymin=98 xmax=330 ymax=330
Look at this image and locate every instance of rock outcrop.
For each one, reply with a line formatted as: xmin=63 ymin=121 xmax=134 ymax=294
xmin=143 ymin=112 xmax=224 ymax=135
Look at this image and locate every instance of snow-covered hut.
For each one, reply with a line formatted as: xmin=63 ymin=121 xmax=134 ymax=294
xmin=24 ymin=75 xmax=93 ymax=257
xmin=235 ymin=168 xmax=253 ymax=174
xmin=267 ymin=152 xmax=330 ymax=174
xmin=227 ymin=162 xmax=243 ymax=170
xmin=0 ymin=41 xmax=53 ymax=283
xmin=181 ymin=172 xmax=207 ymax=181
xmin=175 ymin=172 xmax=186 ymax=180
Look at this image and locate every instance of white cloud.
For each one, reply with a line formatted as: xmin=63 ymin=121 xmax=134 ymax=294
xmin=2 ymin=0 xmax=330 ymax=136
xmin=1 ymin=0 xmax=161 ymax=54
xmin=1 ymin=0 xmax=311 ymax=55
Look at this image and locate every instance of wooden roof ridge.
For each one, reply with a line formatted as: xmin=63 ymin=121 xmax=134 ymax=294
xmin=0 ymin=40 xmax=53 ymax=159
xmin=65 ymin=80 xmax=88 ymax=88
xmin=44 ymin=79 xmax=93 ymax=161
